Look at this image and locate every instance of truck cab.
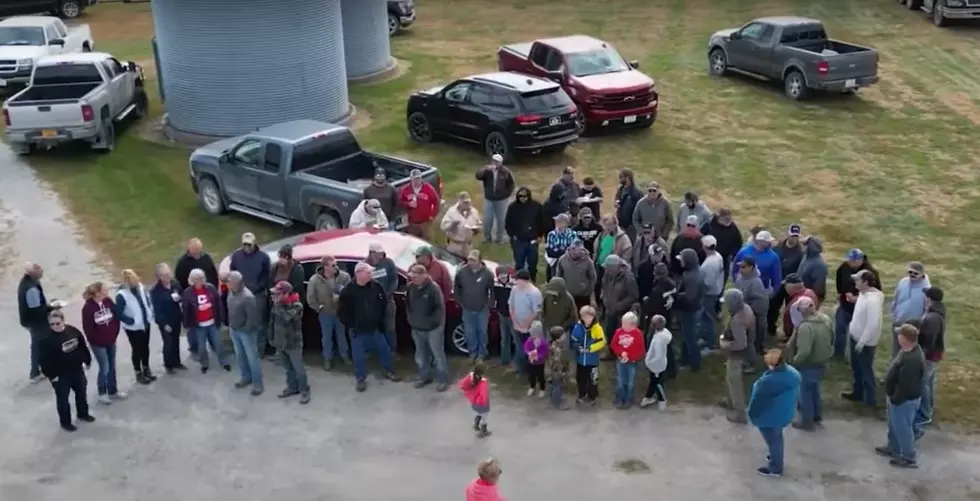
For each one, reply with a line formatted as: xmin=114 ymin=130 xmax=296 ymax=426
xmin=0 ymin=15 xmax=94 ymax=87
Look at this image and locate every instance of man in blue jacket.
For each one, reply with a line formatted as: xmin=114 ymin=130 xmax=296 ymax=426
xmin=748 ymin=348 xmax=801 ymax=478
xmin=732 ymin=230 xmax=782 ymax=301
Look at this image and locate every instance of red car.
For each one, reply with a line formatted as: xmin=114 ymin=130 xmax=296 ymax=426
xmin=218 ymin=229 xmax=501 ymax=356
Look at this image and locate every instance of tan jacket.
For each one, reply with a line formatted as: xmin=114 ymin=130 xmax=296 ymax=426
xmin=441 ymin=203 xmax=482 ymax=244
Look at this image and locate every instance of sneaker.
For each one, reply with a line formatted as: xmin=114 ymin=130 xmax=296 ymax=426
xmin=726 ymin=412 xmax=748 ymax=424
xmin=840 ymin=391 xmax=861 ymax=402
xmin=526 ymin=388 xmax=535 ymax=397
xmin=473 ymin=416 xmax=482 ymax=431
xmin=414 ymin=378 xmax=433 ymax=389
xmin=77 ymin=414 xmax=95 ymax=423
xmin=639 ymin=397 xmax=656 ymax=408
xmin=757 ymin=467 xmax=782 ymax=477
xmin=914 ymin=429 xmax=925 ymax=441
xmin=144 ymin=371 xmax=157 ymax=382
xmin=61 ymin=423 xmax=78 ymax=432
xmin=175 ymin=364 xmax=189 ymax=371
xmin=477 ymin=425 xmax=492 ymax=438
xmin=435 ymin=381 xmax=449 ymax=392
xmin=700 ymin=348 xmax=714 ymax=357
xmin=98 ymin=395 xmax=112 ymax=405
xmin=792 ymin=421 xmax=816 ymax=432
xmin=234 ymin=381 xmax=250 ymax=389
xmin=136 ymin=373 xmax=151 ymax=385
xmin=383 ymin=372 xmax=402 ymax=382
xmin=323 ymin=360 xmax=333 ymax=371
xmin=200 ymin=367 xmax=209 ymax=374
xmin=536 ymin=390 xmax=546 ymax=399
xmin=223 ymin=365 xmax=232 ymax=372
xmin=874 ymin=446 xmax=897 ymax=458
xmin=889 ymin=458 xmax=919 ymax=469
xmin=299 ymin=392 xmax=311 ymax=405
xmin=355 ymin=379 xmax=367 ymax=392
xmin=277 ymin=389 xmax=300 ymax=399
xmin=250 ymin=387 xmax=264 ymax=396
xmin=30 ymin=375 xmax=46 ymax=384
xmin=622 ymin=401 xmax=633 ymax=410
xmin=110 ymin=392 xmax=127 ymax=400
xmin=657 ymin=401 xmax=667 ymax=411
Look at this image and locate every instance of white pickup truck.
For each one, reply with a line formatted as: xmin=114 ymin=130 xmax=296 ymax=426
xmin=2 ymin=52 xmax=148 ymax=155
xmin=0 ymin=16 xmax=93 ymax=88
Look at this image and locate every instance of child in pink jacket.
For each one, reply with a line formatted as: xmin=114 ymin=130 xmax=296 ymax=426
xmin=458 ymin=361 xmax=491 ymax=437
xmin=522 ymin=320 xmax=549 ymax=398
xmin=465 ymin=457 xmax=505 ymax=501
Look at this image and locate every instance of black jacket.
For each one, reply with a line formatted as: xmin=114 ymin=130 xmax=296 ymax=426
xmin=615 ymin=184 xmax=643 ymax=228
xmin=775 ymin=240 xmax=804 ymax=279
xmin=884 ymin=345 xmax=926 ymax=405
xmin=834 ymin=260 xmax=880 ymax=313
xmin=493 ymin=283 xmax=512 ymax=317
xmin=338 ymin=280 xmax=387 ymax=335
xmin=271 ymin=260 xmax=306 ymax=304
xmin=505 ymin=197 xmax=545 ymax=242
xmin=18 ymin=274 xmax=49 ymax=329
xmin=544 ymin=180 xmax=579 ymax=219
xmin=919 ymin=302 xmax=946 ymax=361
xmin=149 ymin=280 xmax=183 ymax=327
xmin=39 ymin=326 xmax=91 ymax=379
xmin=174 ymin=252 xmax=219 ymax=289
xmin=641 ymin=277 xmax=675 ymax=320
xmin=475 ymin=166 xmax=516 ymax=201
xmin=578 ymin=185 xmax=603 ymax=218
xmin=668 ymin=230 xmax=706 ymax=276
xmin=636 ymin=256 xmax=669 ymax=300
xmin=572 ymin=220 xmax=603 ymax=254
xmin=700 ymin=216 xmax=743 ymax=261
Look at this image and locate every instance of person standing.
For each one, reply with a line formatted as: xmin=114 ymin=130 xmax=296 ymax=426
xmin=542 ymin=278 xmax=577 ymax=361
xmin=890 ymin=262 xmax=931 ymax=356
xmin=349 ymin=199 xmax=390 ymax=230
xmin=230 ymin=232 xmax=272 ymax=357
xmin=720 ymin=288 xmax=753 ymax=423
xmin=610 ymin=312 xmax=645 ymax=409
xmin=876 ymin=324 xmax=926 ymax=469
xmin=914 ymin=287 xmax=945 ymax=439
xmin=767 ymin=225 xmax=805 ymax=337
xmin=406 ymin=264 xmax=449 ymax=392
xmin=614 ymin=169 xmax=644 ymax=242
xmin=556 ymin=240 xmax=596 ymax=310
xmin=731 ymin=231 xmax=782 ymax=300
xmin=631 ymin=224 xmax=668 ymax=275
xmin=599 ymin=255 xmax=639 ymax=353
xmin=39 ymin=310 xmax=94 ymax=432
xmin=669 ymin=215 xmax=705 ymax=276
xmin=640 ymin=314 xmax=672 ymax=410
xmin=271 ymin=244 xmax=305 ymax=304
xmin=543 ymin=166 xmax=580 ymax=230
xmin=674 ymin=248 xmax=704 ymax=371
xmin=523 ymin=321 xmax=549 ymax=398
xmin=493 ymin=266 xmax=516 ymax=370
xmin=415 ymin=246 xmax=453 ymax=299
xmin=578 ymin=177 xmax=603 ymax=219
xmin=475 ymin=154 xmax=516 ymax=244
xmin=636 ymin=242 xmax=670 ymax=309
xmin=307 ymin=255 xmax=351 ymax=370
xmin=442 ymin=192 xmax=482 ymax=257
xmin=833 ymin=249 xmax=880 ymax=357
xmin=149 ymin=264 xmax=185 ymax=374
xmin=797 ymin=237 xmax=828 ymax=304
xmin=226 ymin=271 xmax=264 ymax=396
xmin=748 ymin=349 xmax=801 ymax=477
xmin=455 ymin=250 xmax=495 ymax=361
xmin=459 ymin=365 xmax=493 ymax=439
xmin=700 ymin=208 xmax=743 ymax=281
xmin=81 ymin=282 xmax=126 ymax=404
xmin=632 ymin=181 xmax=673 ymax=241
xmin=547 ymin=326 xmax=571 ymax=409
xmin=674 ymin=191 xmax=712 ymax=235
xmin=594 ymin=215 xmax=632 ymax=305
xmin=787 ymin=297 xmax=834 ymax=431
xmin=699 ymin=235 xmax=725 ymax=355
xmin=571 ymin=207 xmax=602 ymax=254
xmin=509 ymin=269 xmax=542 ymax=375
xmin=338 ymin=262 xmax=401 ymax=392
xmin=174 ymin=238 xmax=219 ymax=289
xmin=504 ymin=186 xmax=545 ymax=281
xmin=18 ymin=262 xmax=58 ymax=383
xmin=570 ymin=305 xmax=605 ymax=405
xmin=115 ymin=269 xmax=156 ymax=385
xmin=781 ymin=274 xmax=818 ymax=340
xmin=269 ymin=281 xmax=310 ymax=404
xmin=734 ymin=257 xmax=769 ymax=368
xmin=842 ymin=269 xmax=885 ymax=408
xmin=363 ymin=167 xmax=402 ymax=230
xmin=181 ymin=269 xmax=229 ymax=374
xmin=465 ymin=457 xmax=505 ymax=501
xmin=399 ymin=169 xmax=441 ymax=240
xmin=640 ymin=262 xmax=675 ymax=335
xmin=366 ymin=244 xmax=398 ymax=352
xmin=545 ymin=213 xmax=577 ymax=280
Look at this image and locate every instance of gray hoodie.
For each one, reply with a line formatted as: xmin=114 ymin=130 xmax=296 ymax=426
xmin=226 ymin=285 xmax=257 ymax=332
xmin=600 ymin=257 xmax=639 ymax=315
xmin=797 ymin=237 xmax=828 ymax=301
xmin=733 ymin=268 xmax=769 ymax=316
xmin=674 ymin=248 xmax=703 ymax=312
xmin=675 ymin=201 xmax=712 ymax=235
xmin=406 ymin=278 xmax=445 ymax=331
xmin=453 ymin=263 xmax=495 ymax=311
xmin=721 ymin=289 xmax=753 ymax=359
xmin=632 ymin=195 xmax=673 ymax=239
xmin=556 ymin=253 xmax=597 ymax=298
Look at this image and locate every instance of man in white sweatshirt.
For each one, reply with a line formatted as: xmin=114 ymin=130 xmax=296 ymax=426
xmin=699 ymin=235 xmax=725 ymax=356
xmin=842 ymin=269 xmax=884 ymax=408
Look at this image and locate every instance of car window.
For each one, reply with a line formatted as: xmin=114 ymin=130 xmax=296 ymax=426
xmin=44 ymin=25 xmax=58 ymax=43
xmin=299 ymin=261 xmax=318 ymax=284
xmin=0 ymin=27 xmax=45 ymax=46
xmin=443 ymin=82 xmax=472 ymax=103
xmin=335 ymin=260 xmax=358 ymax=277
xmin=565 ymin=48 xmax=628 ymax=77
xmin=101 ymin=61 xmax=116 ymax=78
xmin=469 ymin=85 xmax=494 ymax=107
xmin=779 ymin=27 xmax=828 ymax=44
xmin=542 ymin=50 xmax=564 ymax=72
xmin=32 ymin=63 xmax=103 ymax=85
xmin=263 ymin=142 xmax=282 ymax=173
xmin=488 ymin=89 xmax=516 ymax=110
xmin=757 ymin=25 xmax=775 ymax=43
xmin=739 ymin=23 xmax=766 ymax=40
xmin=530 ymin=44 xmax=550 ymax=68
xmin=232 ymin=140 xmax=263 ymax=165
xmin=108 ymin=58 xmax=125 ymax=76
xmin=521 ymin=88 xmax=574 ymax=113
xmin=54 ymin=21 xmax=68 ymax=38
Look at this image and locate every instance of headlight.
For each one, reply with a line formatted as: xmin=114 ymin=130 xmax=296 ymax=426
xmin=947 ymin=0 xmax=964 ymax=5
xmin=17 ymin=59 xmax=32 ymax=67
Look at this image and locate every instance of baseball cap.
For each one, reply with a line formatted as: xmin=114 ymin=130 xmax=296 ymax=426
xmin=908 ymin=261 xmax=925 ymax=274
xmin=414 ymin=246 xmax=433 ymax=257
xmin=373 ymin=167 xmax=386 ymax=179
xmin=578 ymin=207 xmax=594 ymax=219
xmin=366 ymin=198 xmax=382 ymax=209
xmin=641 ymin=223 xmax=654 ymax=232
xmin=852 ymin=269 xmax=874 ymax=282
xmin=754 ymin=230 xmax=775 ymax=242
xmin=685 ymin=215 xmax=699 ymax=227
xmin=409 ymin=169 xmax=422 ymax=179
xmin=648 ymin=244 xmax=664 ymax=256
xmin=241 ymin=232 xmax=256 ymax=244
xmin=570 ymin=239 xmax=585 ymax=249
xmin=354 ymin=262 xmax=374 ymax=274
xmin=368 ymin=242 xmax=384 ymax=254
xmin=491 ymin=153 xmax=503 ymax=163
xmin=271 ymin=281 xmax=292 ymax=294
xmin=846 ymin=248 xmax=864 ymax=260
xmin=515 ymin=269 xmax=531 ymax=280
xmin=788 ymin=224 xmax=802 ymax=237
xmin=924 ymin=287 xmax=943 ymax=302
xmin=554 ymin=213 xmax=571 ymax=224
xmin=278 ymin=244 xmax=293 ymax=259
xmin=701 ymin=235 xmax=717 ymax=248
xmin=784 ymin=273 xmax=802 ymax=284
xmin=647 ymin=181 xmax=660 ymax=190
xmin=602 ymin=255 xmax=623 ymax=268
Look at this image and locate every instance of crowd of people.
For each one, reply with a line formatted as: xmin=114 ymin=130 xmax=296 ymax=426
xmin=15 ymin=155 xmax=947 ymax=476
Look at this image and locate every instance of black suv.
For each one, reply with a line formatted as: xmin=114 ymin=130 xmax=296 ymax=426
xmin=387 ymin=0 xmax=415 ymax=35
xmin=406 ymin=72 xmax=579 ymax=162
xmin=0 ymin=0 xmax=93 ymax=19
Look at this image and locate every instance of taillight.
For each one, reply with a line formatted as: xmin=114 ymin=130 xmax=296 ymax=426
xmin=2 ymin=108 xmax=9 ymax=127
xmin=436 ymin=174 xmax=443 ymax=195
xmin=816 ymin=61 xmax=828 ymax=76
xmin=81 ymin=104 xmax=94 ymax=122
xmin=515 ymin=114 xmax=541 ymax=125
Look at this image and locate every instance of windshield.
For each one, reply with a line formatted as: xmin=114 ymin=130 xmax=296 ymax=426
xmin=521 ymin=89 xmax=573 ymax=113
xmin=0 ymin=27 xmax=45 ymax=46
xmin=291 ymin=130 xmax=361 ymax=171
xmin=32 ymin=64 xmax=103 ymax=85
xmin=566 ymin=48 xmax=629 ymax=77
xmin=394 ymin=240 xmax=465 ymax=278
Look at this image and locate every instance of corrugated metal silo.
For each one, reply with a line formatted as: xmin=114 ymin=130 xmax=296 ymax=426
xmin=150 ymin=0 xmax=352 ymax=137
xmin=341 ymin=0 xmax=395 ymax=79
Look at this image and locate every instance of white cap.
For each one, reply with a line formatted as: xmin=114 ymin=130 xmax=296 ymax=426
xmin=491 ymin=154 xmax=503 ymax=163
xmin=354 ymin=261 xmax=374 ymax=273
xmin=685 ymin=215 xmax=699 ymax=226
xmin=755 ymin=230 xmax=775 ymax=242
xmin=241 ymin=232 xmax=256 ymax=244
xmin=368 ymin=243 xmax=384 ymax=253
xmin=701 ymin=235 xmax=717 ymax=248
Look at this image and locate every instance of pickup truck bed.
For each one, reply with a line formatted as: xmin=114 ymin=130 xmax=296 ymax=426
xmin=7 ymin=82 xmax=100 ymax=103
xmin=499 ymin=42 xmax=533 ymax=59
xmin=299 ymin=152 xmax=422 ymax=188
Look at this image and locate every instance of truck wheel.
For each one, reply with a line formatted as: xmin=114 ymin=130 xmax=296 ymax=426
xmin=483 ymin=130 xmax=512 ymax=162
xmin=407 ymin=112 xmax=433 ymax=143
xmin=314 ymin=210 xmax=341 ymax=231
xmin=132 ymin=90 xmax=149 ymax=119
xmin=59 ymin=0 xmax=82 ymax=18
xmin=388 ymin=13 xmax=400 ymax=36
xmin=783 ymin=71 xmax=809 ymax=101
xmin=93 ymin=122 xmax=115 ymax=153
xmin=708 ymin=49 xmax=728 ymax=77
xmin=198 ymin=178 xmax=226 ymax=215
xmin=905 ymin=0 xmax=922 ymax=9
xmin=933 ymin=3 xmax=948 ymax=26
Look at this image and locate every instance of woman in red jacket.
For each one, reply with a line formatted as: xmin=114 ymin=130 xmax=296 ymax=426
xmin=611 ymin=311 xmax=646 ymax=409
xmin=81 ymin=282 xmax=126 ymax=405
xmin=399 ymin=169 xmax=440 ymax=240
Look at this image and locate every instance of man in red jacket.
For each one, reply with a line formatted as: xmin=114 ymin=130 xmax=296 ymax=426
xmin=782 ymin=273 xmax=818 ymax=339
xmin=399 ymin=169 xmax=440 ymax=240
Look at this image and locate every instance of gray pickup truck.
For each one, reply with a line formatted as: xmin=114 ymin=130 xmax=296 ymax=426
xmin=707 ymin=16 xmax=879 ymax=100
xmin=189 ymin=119 xmax=442 ymax=230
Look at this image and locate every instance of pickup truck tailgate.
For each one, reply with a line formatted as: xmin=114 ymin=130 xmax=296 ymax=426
xmin=6 ymin=102 xmax=88 ymax=130
xmin=824 ymin=51 xmax=878 ymax=81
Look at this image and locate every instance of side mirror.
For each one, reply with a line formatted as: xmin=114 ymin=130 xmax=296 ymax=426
xmin=546 ymin=70 xmax=564 ymax=83
xmin=128 ymin=61 xmax=137 ymax=72
xmin=628 ymin=60 xmax=640 ymax=69
xmin=730 ymin=32 xmax=741 ymax=40
xmin=219 ymin=151 xmax=231 ymax=163
xmin=48 ymin=38 xmax=65 ymax=47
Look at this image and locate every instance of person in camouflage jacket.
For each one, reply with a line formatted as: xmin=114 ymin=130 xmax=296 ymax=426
xmin=269 ymin=281 xmax=310 ymax=404
xmin=547 ymin=326 xmax=570 ymax=409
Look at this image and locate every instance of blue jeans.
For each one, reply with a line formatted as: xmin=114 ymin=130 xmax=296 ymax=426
xmin=758 ymin=427 xmax=784 ymax=474
xmin=615 ymin=361 xmax=638 ymax=404
xmin=412 ymin=327 xmax=448 ymax=383
xmin=484 ymin=199 xmax=508 ymax=242
xmin=194 ymin=324 xmax=228 ymax=369
xmin=678 ymin=309 xmax=702 ymax=371
xmin=90 ymin=344 xmax=118 ymax=395
xmin=514 ymin=331 xmax=530 ymax=375
xmin=187 ymin=324 xmax=218 ymax=355
xmin=797 ymin=366 xmax=825 ymax=426
xmin=511 ymin=240 xmax=539 ymax=281
xmin=914 ymin=361 xmax=938 ymax=433
xmin=28 ymin=327 xmax=43 ymax=378
xmin=498 ymin=316 xmax=515 ymax=365
xmin=848 ymin=337 xmax=877 ymax=406
xmin=887 ymin=398 xmax=921 ymax=462
xmin=351 ymin=331 xmax=396 ymax=381
xmin=319 ymin=312 xmax=349 ymax=362
xmin=230 ymin=329 xmax=263 ymax=389
xmin=280 ymin=348 xmax=308 ymax=393
xmin=834 ymin=307 xmax=852 ymax=357
xmin=698 ymin=294 xmax=719 ymax=348
xmin=461 ymin=308 xmax=490 ymax=359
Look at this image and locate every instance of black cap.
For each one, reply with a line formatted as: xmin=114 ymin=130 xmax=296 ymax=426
xmin=784 ymin=273 xmax=802 ymax=284
xmin=278 ymin=244 xmax=293 ymax=259
xmin=924 ymin=287 xmax=944 ymax=302
xmin=515 ymin=269 xmax=531 ymax=280
xmin=641 ymin=223 xmax=654 ymax=232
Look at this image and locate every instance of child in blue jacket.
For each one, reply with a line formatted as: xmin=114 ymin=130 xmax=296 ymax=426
xmin=570 ymin=305 xmax=606 ymax=405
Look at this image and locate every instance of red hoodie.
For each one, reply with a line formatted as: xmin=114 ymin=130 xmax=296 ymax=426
xmin=399 ymin=182 xmax=440 ymax=224
xmin=611 ymin=327 xmax=646 ymax=362
xmin=81 ymin=297 xmax=120 ymax=346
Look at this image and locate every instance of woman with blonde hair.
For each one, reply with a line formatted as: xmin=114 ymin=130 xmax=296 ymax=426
xmin=81 ymin=282 xmax=126 ymax=404
xmin=747 ymin=348 xmax=801 ymax=477
xmin=114 ymin=269 xmax=155 ymax=385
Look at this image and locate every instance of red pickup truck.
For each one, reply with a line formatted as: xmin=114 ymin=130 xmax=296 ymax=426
xmin=497 ymin=35 xmax=658 ymax=132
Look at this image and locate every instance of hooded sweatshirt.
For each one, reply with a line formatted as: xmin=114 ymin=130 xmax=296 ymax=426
xmin=675 ymin=201 xmax=712 ymax=235
xmin=307 ymin=266 xmax=352 ymax=315
xmin=918 ymin=300 xmax=945 ymax=362
xmin=81 ymin=297 xmax=120 ymax=346
xmin=787 ymin=311 xmax=834 ymax=367
xmin=669 ymin=226 xmax=705 ymax=276
xmin=611 ymin=326 xmax=645 ymax=362
xmin=363 ymin=182 xmax=400 ymax=221
xmin=555 ymin=253 xmax=596 ymax=298
xmin=454 ymin=263 xmax=495 ymax=312
xmin=641 ymin=264 xmax=675 ymax=322
xmin=39 ymin=325 xmax=91 ymax=379
xmin=523 ymin=323 xmax=550 ymax=365
xmin=600 ymin=259 xmax=639 ymax=315
xmin=349 ymin=199 xmax=390 ymax=229
xmin=701 ymin=250 xmax=725 ymax=297
xmin=644 ymin=327 xmax=672 ymax=375
xmin=636 ymin=249 xmax=669 ymax=301
xmin=570 ymin=319 xmax=606 ymax=366
xmin=732 ymin=244 xmax=782 ymax=291
xmin=700 ymin=215 xmax=743 ymax=262
xmin=720 ymin=289 xmax=753 ymax=359
xmin=504 ymin=187 xmax=545 ymax=242
xmin=458 ymin=372 xmax=490 ymax=409
xmin=542 ymin=278 xmax=578 ymax=333
xmin=796 ymin=238 xmax=828 ymax=302
xmin=270 ymin=292 xmax=304 ymax=351
xmin=891 ymin=276 xmax=931 ymax=326
xmin=733 ymin=268 xmax=768 ymax=316
xmin=674 ymin=248 xmax=703 ymax=312
xmin=849 ymin=287 xmax=885 ymax=350
xmin=834 ymin=260 xmax=880 ymax=314
xmin=632 ymin=195 xmax=673 ymax=239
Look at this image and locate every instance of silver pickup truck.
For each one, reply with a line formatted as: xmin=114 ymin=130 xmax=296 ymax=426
xmin=2 ymin=52 xmax=148 ymax=154
xmin=708 ymin=16 xmax=879 ymax=100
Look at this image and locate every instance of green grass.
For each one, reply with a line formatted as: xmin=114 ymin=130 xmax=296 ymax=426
xmin=17 ymin=0 xmax=980 ymax=429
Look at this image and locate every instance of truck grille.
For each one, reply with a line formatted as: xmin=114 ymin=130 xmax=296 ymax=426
xmin=0 ymin=60 xmax=17 ymax=74
xmin=967 ymin=0 xmax=980 ymax=6
xmin=593 ymin=89 xmax=657 ymax=111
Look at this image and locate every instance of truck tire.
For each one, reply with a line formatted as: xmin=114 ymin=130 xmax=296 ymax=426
xmin=905 ymin=0 xmax=922 ymax=9
xmin=315 ymin=210 xmax=341 ymax=230
xmin=198 ymin=177 xmax=226 ymax=215
xmin=132 ymin=90 xmax=149 ymax=120
xmin=407 ymin=112 xmax=433 ymax=143
xmin=59 ymin=0 xmax=82 ymax=18
xmin=933 ymin=3 xmax=948 ymax=26
xmin=388 ymin=12 xmax=400 ymax=36
xmin=783 ymin=70 xmax=809 ymax=101
xmin=449 ymin=323 xmax=468 ymax=356
xmin=483 ymin=130 xmax=512 ymax=162
xmin=92 ymin=122 xmax=115 ymax=153
xmin=708 ymin=49 xmax=728 ymax=76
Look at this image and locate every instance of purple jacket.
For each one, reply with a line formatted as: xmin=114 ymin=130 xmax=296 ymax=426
xmin=523 ymin=336 xmax=550 ymax=365
xmin=180 ymin=284 xmax=225 ymax=329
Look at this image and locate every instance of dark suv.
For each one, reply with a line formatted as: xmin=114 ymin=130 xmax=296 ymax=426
xmin=0 ymin=0 xmax=94 ymax=19
xmin=405 ymin=71 xmax=579 ymax=162
xmin=387 ymin=0 xmax=415 ymax=35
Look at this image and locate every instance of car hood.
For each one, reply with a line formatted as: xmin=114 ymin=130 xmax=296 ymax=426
xmin=0 ymin=46 xmax=45 ymax=59
xmin=571 ymin=70 xmax=652 ymax=92
xmin=190 ymin=137 xmax=241 ymax=164
xmin=710 ymin=28 xmax=738 ymax=40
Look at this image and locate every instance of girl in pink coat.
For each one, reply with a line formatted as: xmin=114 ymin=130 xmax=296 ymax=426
xmin=458 ymin=361 xmax=490 ymax=437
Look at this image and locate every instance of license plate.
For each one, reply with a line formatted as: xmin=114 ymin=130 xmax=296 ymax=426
xmin=845 ymin=78 xmax=856 ymax=88
xmin=623 ymin=115 xmax=637 ymax=124
xmin=549 ymin=117 xmax=560 ymax=126
xmin=41 ymin=129 xmax=57 ymax=137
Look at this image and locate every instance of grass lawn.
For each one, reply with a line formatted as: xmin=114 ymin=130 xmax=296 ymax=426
xmin=14 ymin=0 xmax=980 ymax=428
